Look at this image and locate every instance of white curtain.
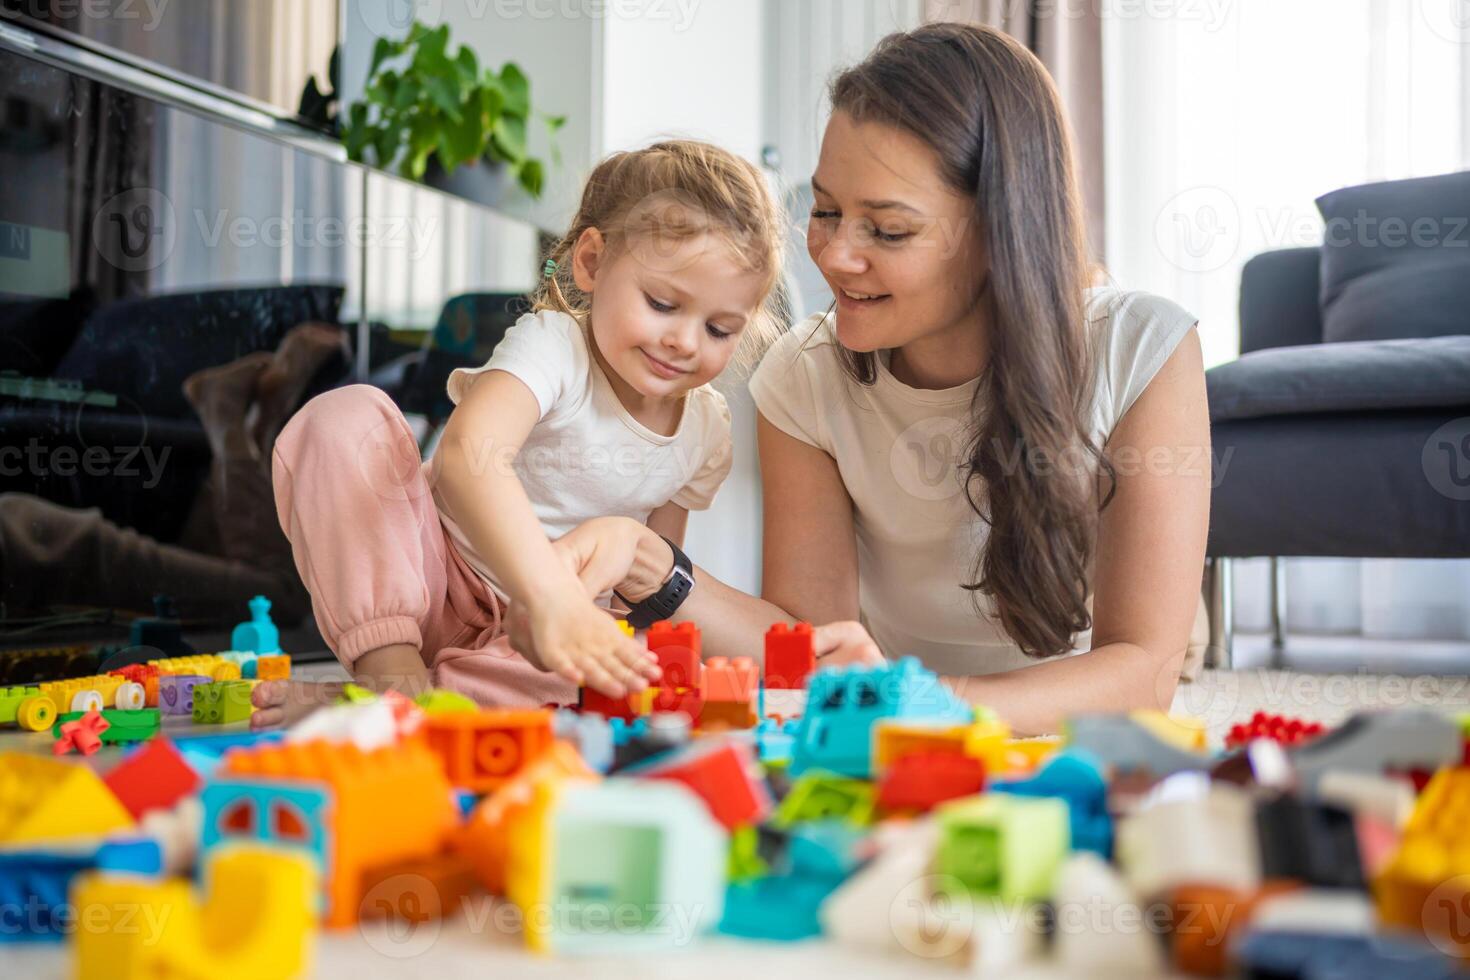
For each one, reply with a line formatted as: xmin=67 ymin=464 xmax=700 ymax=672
xmin=1103 ymin=0 xmax=1470 ymax=641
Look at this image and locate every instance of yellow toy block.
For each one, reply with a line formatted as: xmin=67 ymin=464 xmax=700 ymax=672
xmin=873 ymin=719 xmax=975 ymax=774
xmin=1375 ymin=766 xmax=1470 ymax=956
xmin=1131 ymin=711 xmax=1209 ymax=752
xmin=149 ymin=654 xmax=225 ymax=677
xmin=36 ymin=674 xmax=125 ymax=714
xmin=73 ymin=844 xmax=317 ymax=980
xmin=0 ymin=752 xmax=134 ymax=844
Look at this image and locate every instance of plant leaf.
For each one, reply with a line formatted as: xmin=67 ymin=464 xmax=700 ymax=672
xmin=517 ymin=158 xmax=544 ymax=198
xmin=499 ymin=62 xmax=530 ymax=117
xmin=492 ymin=113 xmax=527 ymax=164
xmin=455 ymin=46 xmax=479 ymax=86
xmin=427 ymin=72 xmax=462 ymax=121
xmin=543 ymin=113 xmax=566 ymax=132
xmin=440 ymin=94 xmax=487 ymax=166
xmin=369 ymin=36 xmax=397 ymax=76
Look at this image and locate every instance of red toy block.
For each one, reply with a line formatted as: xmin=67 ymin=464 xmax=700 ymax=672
xmin=102 ymin=737 xmax=202 ymax=817
xmin=764 ymin=622 xmax=816 ymax=689
xmin=650 ymin=684 xmax=705 ymax=722
xmin=705 ymin=657 xmax=758 ymax=703
xmin=54 ymin=710 xmax=110 ymax=756
xmin=580 ymin=687 xmax=638 ymax=721
xmin=108 ymin=664 xmax=160 ymax=707
xmin=876 ymin=750 xmax=986 ymax=813
xmin=647 ymin=621 xmax=702 ymax=688
xmin=639 ymin=738 xmax=771 ymax=831
xmin=422 ymin=710 xmax=555 ymax=792
xmin=1225 ymin=711 xmax=1326 ymax=750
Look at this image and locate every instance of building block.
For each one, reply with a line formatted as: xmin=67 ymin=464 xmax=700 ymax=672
xmin=1168 ymin=881 xmax=1301 ymax=977
xmin=611 ymin=712 xmax=692 ymax=772
xmin=646 ymin=682 xmax=705 ymax=721
xmin=218 ymin=650 xmax=260 ymax=679
xmin=774 ymin=771 xmax=876 ymax=828
xmin=206 ymin=739 xmax=456 ymax=927
xmin=991 ymin=749 xmax=1112 ymax=856
xmin=456 ymin=740 xmax=597 ymax=895
xmin=421 ymin=708 xmax=555 ymax=791
xmin=53 ymin=710 xmax=109 ymax=756
xmin=1290 ymin=709 xmax=1460 ymax=793
xmin=720 ymin=822 xmax=866 ymax=942
xmin=52 ymin=708 xmax=160 ymax=746
xmin=192 ymin=679 xmax=258 ymax=724
xmin=72 ymin=844 xmax=316 ymax=979
xmin=580 ymin=686 xmax=638 ymax=721
xmin=0 ymin=752 xmax=134 ymax=844
xmin=1052 ymin=853 xmax=1164 ymax=976
xmin=699 ymin=699 xmax=758 ymax=730
xmin=1255 ymin=795 xmax=1364 ymax=889
xmin=647 ymin=621 xmax=702 ymax=682
xmin=872 ymin=718 xmax=975 ymax=773
xmin=1116 ymin=783 xmax=1260 ymax=898
xmin=0 ymin=685 xmax=56 ymax=731
xmin=102 ymin=738 xmax=202 ymax=819
xmin=1130 ymin=710 xmax=1209 ymax=751
xmin=257 ymin=654 xmax=291 ymax=681
xmin=552 ymin=709 xmax=614 ymax=773
xmin=0 ymin=838 xmax=162 ymax=943
xmin=358 ymin=851 xmax=479 ymax=924
xmin=106 ymin=664 xmax=159 ymax=708
xmin=1374 ymin=765 xmax=1470 ymax=956
xmin=508 ymin=778 xmax=727 ymax=953
xmin=1227 ymin=710 xmax=1327 ymax=749
xmin=1065 ymin=713 xmax=1217 ymax=777
xmin=876 ymin=749 xmax=986 ymax=813
xmin=764 ymin=622 xmax=816 ymax=689
xmin=705 ymin=656 xmax=758 ymax=703
xmin=231 ymin=594 xmax=282 ymax=654
xmin=149 ymin=653 xmax=225 ymax=677
xmin=35 ymin=674 xmax=126 ymax=715
xmin=791 ymin=657 xmax=972 ymax=778
xmin=159 ymin=674 xmax=211 ymax=716
xmin=629 ymin=737 xmax=772 ymax=830
xmin=934 ymin=793 xmax=1070 ymax=902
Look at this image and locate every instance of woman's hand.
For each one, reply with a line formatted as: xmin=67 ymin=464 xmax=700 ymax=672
xmin=812 ymin=620 xmax=886 ymax=668
xmin=550 ymin=516 xmax=674 ymax=603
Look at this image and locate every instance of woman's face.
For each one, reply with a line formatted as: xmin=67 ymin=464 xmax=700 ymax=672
xmin=807 ymin=110 xmax=989 ymax=354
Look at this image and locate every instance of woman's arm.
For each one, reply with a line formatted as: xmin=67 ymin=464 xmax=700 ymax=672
xmin=950 ymin=329 xmax=1211 ymax=734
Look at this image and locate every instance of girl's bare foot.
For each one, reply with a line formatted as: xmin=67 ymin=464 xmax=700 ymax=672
xmin=249 ymin=679 xmax=347 ymax=729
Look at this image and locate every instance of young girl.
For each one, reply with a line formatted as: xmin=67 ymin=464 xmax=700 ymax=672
xmin=254 ymin=140 xmax=786 ymax=726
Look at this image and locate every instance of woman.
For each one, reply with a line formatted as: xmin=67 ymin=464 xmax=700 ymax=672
xmin=524 ymin=22 xmax=1210 ymax=736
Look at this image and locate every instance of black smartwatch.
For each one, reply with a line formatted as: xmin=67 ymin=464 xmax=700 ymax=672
xmin=615 ymin=535 xmax=694 ymax=629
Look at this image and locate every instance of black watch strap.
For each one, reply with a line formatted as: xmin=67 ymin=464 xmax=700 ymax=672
xmin=616 ymin=536 xmax=694 ymax=629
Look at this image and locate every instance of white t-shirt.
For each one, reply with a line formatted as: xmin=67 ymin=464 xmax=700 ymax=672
xmin=435 ymin=309 xmax=733 ymax=598
xmin=748 ymin=286 xmax=1198 ymax=677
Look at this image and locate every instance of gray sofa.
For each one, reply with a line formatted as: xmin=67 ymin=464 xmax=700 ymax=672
xmin=1203 ymin=170 xmax=1470 ymax=667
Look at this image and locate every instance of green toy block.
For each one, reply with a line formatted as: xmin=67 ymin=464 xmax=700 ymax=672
xmin=773 ymin=771 xmax=875 ymax=828
xmin=934 ymin=794 xmax=1069 ymax=902
xmin=726 ymin=825 xmax=769 ymax=883
xmin=414 ymin=689 xmax=478 ymax=714
xmin=52 ymin=708 xmax=161 ymax=744
xmin=192 ymin=681 xmax=256 ymax=725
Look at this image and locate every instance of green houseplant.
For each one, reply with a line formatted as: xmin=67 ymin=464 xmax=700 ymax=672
xmin=331 ymin=22 xmax=562 ymax=198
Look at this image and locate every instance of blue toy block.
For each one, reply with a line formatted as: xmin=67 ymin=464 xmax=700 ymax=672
xmin=230 ymin=595 xmax=281 ymax=655
xmin=606 ymin=716 xmax=649 ymax=747
xmin=790 ymin=657 xmax=972 ymax=778
xmin=718 ymin=821 xmax=865 ymax=941
xmin=171 ymin=730 xmax=285 ymax=776
xmin=991 ymin=749 xmax=1114 ymax=857
xmin=455 ymin=789 xmax=479 ymax=819
xmin=753 ymin=718 xmax=795 ymax=764
xmin=199 ymin=780 xmax=331 ymax=914
xmin=217 ymin=651 xmax=260 ymax=679
xmin=0 ymin=839 xmax=162 ymax=942
xmin=554 ymin=709 xmax=614 ymax=773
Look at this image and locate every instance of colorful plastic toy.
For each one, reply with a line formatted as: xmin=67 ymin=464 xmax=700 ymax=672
xmin=1374 ymin=765 xmax=1470 ymax=955
xmin=774 ymin=770 xmax=876 ymax=828
xmin=721 ymin=821 xmax=866 ymax=941
xmin=52 ymin=709 xmax=109 ymax=755
xmin=257 ymin=654 xmax=291 ymax=681
xmin=1116 ymin=783 xmax=1261 ymax=898
xmin=764 ymin=622 xmax=816 ymax=689
xmin=552 ymin=709 xmax=614 ymax=773
xmin=1255 ymin=795 xmax=1364 ymax=889
xmin=0 ymin=752 xmax=135 ymax=843
xmin=1052 ymin=853 xmax=1164 ymax=975
xmin=630 ymin=737 xmax=772 ymax=830
xmin=192 ymin=680 xmax=257 ymax=724
xmin=1168 ymin=881 xmax=1301 ymax=977
xmin=421 ymin=708 xmax=555 ymax=791
xmin=52 ymin=708 xmax=160 ymax=746
xmin=0 ymin=838 xmax=162 ymax=942
xmin=700 ymin=656 xmax=759 ymax=729
xmin=507 ymin=778 xmax=727 ymax=953
xmin=876 ymin=749 xmax=986 ymax=813
xmin=1065 ymin=712 xmax=1217 ymax=777
xmin=102 ymin=738 xmax=202 ymax=820
xmin=72 ymin=844 xmax=316 ymax=979
xmin=204 ymin=739 xmax=457 ymax=926
xmin=1226 ymin=711 xmax=1327 ymax=749
xmin=791 ymin=657 xmax=972 ymax=778
xmin=0 ymin=685 xmax=57 ymax=732
xmin=991 ymin=749 xmax=1112 ymax=856
xmin=933 ymin=793 xmax=1070 ymax=902
xmin=231 ymin=594 xmax=282 ymax=654
xmin=159 ymin=673 xmax=210 ymax=716
xmin=1290 ymin=709 xmax=1461 ymax=793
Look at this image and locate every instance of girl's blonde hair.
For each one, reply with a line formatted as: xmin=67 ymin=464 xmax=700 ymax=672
xmin=532 ymin=139 xmax=788 ymax=370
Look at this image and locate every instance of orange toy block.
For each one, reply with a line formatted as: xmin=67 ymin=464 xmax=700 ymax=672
xmin=359 ymin=852 xmax=480 ymax=924
xmin=764 ymin=622 xmax=815 ymax=689
xmin=648 ymin=621 xmax=702 ymax=687
xmin=217 ymin=739 xmax=457 ymax=928
xmin=422 ymin=709 xmax=555 ymax=792
xmin=699 ymin=700 xmax=758 ymax=731
xmin=873 ymin=720 xmax=974 ymax=774
xmin=705 ymin=657 xmax=758 ymax=703
xmin=455 ymin=740 xmax=596 ymax=895
xmin=256 ymin=655 xmax=291 ymax=681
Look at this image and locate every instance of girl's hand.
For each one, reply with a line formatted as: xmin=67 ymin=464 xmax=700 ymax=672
xmin=508 ymin=591 xmax=661 ymax=697
xmin=812 ymin=620 xmax=887 ymax=668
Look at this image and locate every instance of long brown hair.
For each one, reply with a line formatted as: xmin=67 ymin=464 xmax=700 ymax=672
xmin=532 ymin=139 xmax=787 ymax=370
xmin=829 ymin=23 xmax=1114 ymax=659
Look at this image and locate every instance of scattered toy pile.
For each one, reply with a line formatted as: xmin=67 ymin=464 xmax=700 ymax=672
xmin=1 ymin=616 xmax=1467 ymax=979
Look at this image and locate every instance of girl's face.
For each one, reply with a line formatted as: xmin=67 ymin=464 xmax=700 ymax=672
xmin=807 ymin=110 xmax=989 ymax=354
xmin=574 ymin=229 xmax=766 ymax=399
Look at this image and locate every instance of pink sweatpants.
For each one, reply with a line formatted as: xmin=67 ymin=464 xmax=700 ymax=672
xmin=271 ymin=384 xmax=576 ymax=707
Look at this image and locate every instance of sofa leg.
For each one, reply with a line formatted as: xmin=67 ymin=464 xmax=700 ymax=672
xmin=1205 ymin=557 xmax=1234 ymax=670
xmin=1269 ymin=556 xmax=1287 ymax=652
